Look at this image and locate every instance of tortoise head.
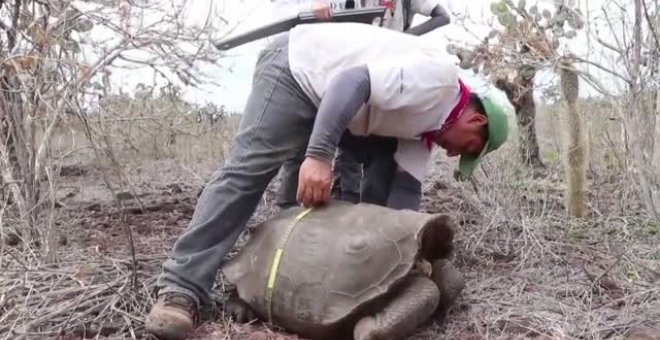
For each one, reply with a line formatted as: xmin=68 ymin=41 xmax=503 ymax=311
xmin=419 ymin=214 xmax=456 ymax=262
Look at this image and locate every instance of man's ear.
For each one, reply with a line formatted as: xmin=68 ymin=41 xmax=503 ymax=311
xmin=468 ymin=111 xmax=488 ymax=126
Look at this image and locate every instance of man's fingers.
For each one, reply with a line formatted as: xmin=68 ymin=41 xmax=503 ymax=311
xmin=320 ymin=178 xmax=331 ymax=204
xmin=300 ymin=180 xmax=329 ymax=207
xmin=296 ymin=178 xmax=307 ymax=205
xmin=301 ymin=182 xmax=314 ymax=207
xmin=306 ymin=185 xmax=316 ymax=207
xmin=297 ymin=156 xmax=333 ymax=207
xmin=315 ymin=178 xmax=333 ymax=206
xmin=312 ymin=1 xmax=332 ymax=20
xmin=312 ymin=185 xmax=324 ymax=206
xmin=316 ymin=10 xmax=330 ymax=20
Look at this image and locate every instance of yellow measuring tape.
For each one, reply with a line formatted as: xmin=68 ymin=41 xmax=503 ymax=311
xmin=264 ymin=207 xmax=313 ymax=323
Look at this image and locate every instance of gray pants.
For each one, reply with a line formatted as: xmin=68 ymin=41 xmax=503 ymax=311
xmin=331 ymin=149 xmax=363 ymax=203
xmin=157 ymin=34 xmax=317 ymax=306
xmin=157 ymin=34 xmax=421 ymax=307
xmin=338 ymin=132 xmax=422 ymax=210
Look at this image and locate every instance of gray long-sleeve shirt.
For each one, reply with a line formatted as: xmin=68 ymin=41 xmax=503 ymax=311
xmin=305 ymin=65 xmax=371 ymax=163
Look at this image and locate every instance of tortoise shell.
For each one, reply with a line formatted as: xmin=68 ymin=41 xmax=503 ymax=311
xmin=221 ymin=201 xmax=454 ymax=339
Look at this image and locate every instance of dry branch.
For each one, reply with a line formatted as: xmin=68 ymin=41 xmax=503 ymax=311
xmin=0 ymin=0 xmax=235 ymax=254
xmin=0 ymin=256 xmax=162 ymax=339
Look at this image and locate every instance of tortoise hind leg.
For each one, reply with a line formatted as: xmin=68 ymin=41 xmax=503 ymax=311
xmin=431 ymin=259 xmax=465 ymax=323
xmin=353 ymin=275 xmax=440 ymax=340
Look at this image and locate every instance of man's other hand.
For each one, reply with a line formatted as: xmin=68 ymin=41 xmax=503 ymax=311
xmin=297 ymin=156 xmax=333 ymax=207
xmin=311 ymin=1 xmax=332 ymax=20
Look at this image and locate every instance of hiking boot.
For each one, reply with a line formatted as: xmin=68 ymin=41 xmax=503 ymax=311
xmin=145 ymin=292 xmax=198 ymax=340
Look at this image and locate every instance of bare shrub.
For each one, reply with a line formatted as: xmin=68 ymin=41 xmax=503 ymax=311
xmin=0 ymin=0 xmax=232 ymax=254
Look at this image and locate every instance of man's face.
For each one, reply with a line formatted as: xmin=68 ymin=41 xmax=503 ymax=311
xmin=434 ymin=106 xmax=488 ymax=157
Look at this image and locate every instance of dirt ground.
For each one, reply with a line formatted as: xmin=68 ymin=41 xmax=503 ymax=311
xmin=2 ymin=149 xmax=660 ymax=340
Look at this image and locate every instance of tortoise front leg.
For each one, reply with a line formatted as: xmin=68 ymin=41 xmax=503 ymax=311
xmin=353 ymin=275 xmax=440 ymax=340
xmin=223 ymin=291 xmax=259 ymax=323
xmin=430 ymin=259 xmax=465 ymax=322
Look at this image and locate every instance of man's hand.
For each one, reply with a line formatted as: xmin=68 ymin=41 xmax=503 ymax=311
xmin=297 ymin=156 xmax=333 ymax=207
xmin=311 ymin=0 xmax=332 ymax=20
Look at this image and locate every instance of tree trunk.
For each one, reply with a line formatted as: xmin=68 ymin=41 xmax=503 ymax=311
xmin=515 ymin=86 xmax=545 ymax=170
xmin=495 ymin=70 xmax=545 ymax=171
xmin=559 ymin=62 xmax=589 ymax=218
xmin=0 ymin=73 xmax=40 ymax=244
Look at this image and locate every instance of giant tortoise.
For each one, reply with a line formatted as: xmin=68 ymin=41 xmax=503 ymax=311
xmin=220 ymin=201 xmax=465 ymax=340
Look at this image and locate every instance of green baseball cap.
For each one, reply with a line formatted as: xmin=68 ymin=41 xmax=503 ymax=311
xmin=456 ymin=95 xmax=509 ymax=179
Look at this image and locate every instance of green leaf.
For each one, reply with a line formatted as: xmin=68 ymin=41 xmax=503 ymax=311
xmin=519 ymin=64 xmax=536 ymax=80
xmin=490 ymin=2 xmax=501 ymax=14
xmin=546 ymin=150 xmax=559 ymax=162
xmin=554 ymin=11 xmax=567 ymax=23
xmin=518 ymin=0 xmax=526 ymax=10
xmin=567 ymin=14 xmax=585 ymax=29
xmin=529 ymin=5 xmax=538 ymax=15
xmin=626 ymin=270 xmax=640 ymax=282
xmin=62 ymin=40 xmax=81 ymax=53
xmin=71 ymin=41 xmax=81 ymax=53
xmin=542 ymin=9 xmax=552 ymax=19
xmin=488 ymin=29 xmax=499 ymax=39
xmin=497 ymin=1 xmax=510 ymax=13
xmin=564 ymin=30 xmax=577 ymax=38
xmin=73 ymin=19 xmax=94 ymax=32
xmin=498 ymin=12 xmax=513 ymax=27
xmin=459 ymin=58 xmax=473 ymax=70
